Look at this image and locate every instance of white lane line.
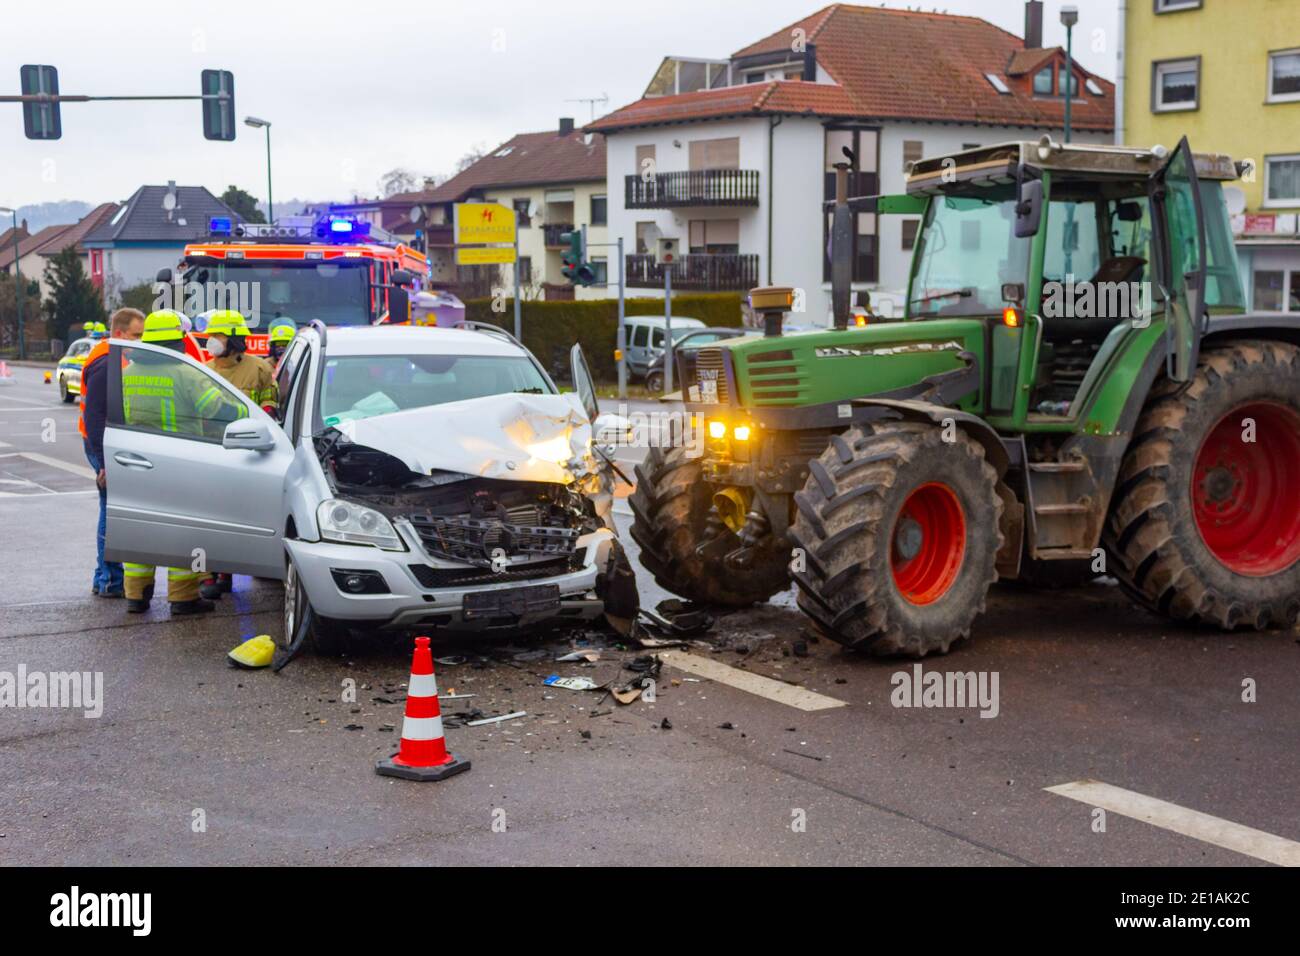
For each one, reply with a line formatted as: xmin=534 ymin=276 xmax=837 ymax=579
xmin=13 ymin=451 xmax=96 ymax=480
xmin=658 ymin=649 xmax=847 ymax=712
xmin=0 ymin=394 xmax=50 ymax=406
xmin=1045 ymin=779 xmax=1300 ymax=866
xmin=0 ymin=489 xmax=97 ymax=498
xmin=0 ymin=440 xmax=10 ymax=448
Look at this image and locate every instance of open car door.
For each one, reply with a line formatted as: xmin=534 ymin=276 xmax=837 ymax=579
xmin=103 ymin=340 xmax=295 ymax=579
xmin=1151 ymin=136 xmax=1208 ymax=383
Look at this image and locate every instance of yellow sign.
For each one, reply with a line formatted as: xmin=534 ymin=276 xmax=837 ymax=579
xmin=456 ymin=245 xmax=517 ymax=265
xmin=455 ymin=202 xmax=516 ymax=245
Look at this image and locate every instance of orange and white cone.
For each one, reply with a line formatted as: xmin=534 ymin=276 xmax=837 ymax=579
xmin=376 ymin=636 xmax=471 ymax=782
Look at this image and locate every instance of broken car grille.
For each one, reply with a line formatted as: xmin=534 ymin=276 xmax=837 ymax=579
xmin=408 ymin=556 xmax=581 ymax=589
xmin=408 ymin=514 xmax=580 ymax=567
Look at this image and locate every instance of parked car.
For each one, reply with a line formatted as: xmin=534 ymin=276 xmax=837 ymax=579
xmin=644 ymin=327 xmax=747 ymax=394
xmin=624 ymin=315 xmax=706 ymax=380
xmin=55 ymin=336 xmax=95 ymax=403
xmin=102 ymin=324 xmax=638 ymax=654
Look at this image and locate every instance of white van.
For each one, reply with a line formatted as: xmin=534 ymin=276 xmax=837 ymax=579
xmin=624 ymin=316 xmax=706 ymax=379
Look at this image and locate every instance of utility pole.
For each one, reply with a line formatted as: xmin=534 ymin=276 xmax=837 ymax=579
xmin=1061 ymin=5 xmax=1079 ymax=144
xmin=0 ymin=207 xmax=24 ymax=359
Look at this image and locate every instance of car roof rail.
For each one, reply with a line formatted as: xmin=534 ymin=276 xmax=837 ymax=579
xmin=462 ymin=320 xmax=525 ymax=350
xmin=309 ymin=319 xmax=328 ymax=349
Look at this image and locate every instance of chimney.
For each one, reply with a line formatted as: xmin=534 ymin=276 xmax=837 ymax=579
xmin=1024 ymin=1 xmax=1043 ymax=49
xmin=802 ymin=42 xmax=817 ymax=81
xmin=558 ymin=117 xmax=575 ymax=136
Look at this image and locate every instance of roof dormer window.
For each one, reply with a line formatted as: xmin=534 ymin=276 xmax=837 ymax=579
xmin=1033 ymin=67 xmax=1053 ymax=95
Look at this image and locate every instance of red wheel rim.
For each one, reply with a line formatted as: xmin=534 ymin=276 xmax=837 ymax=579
xmin=1192 ymin=401 xmax=1300 ymax=577
xmin=891 ymin=482 xmax=966 ymax=605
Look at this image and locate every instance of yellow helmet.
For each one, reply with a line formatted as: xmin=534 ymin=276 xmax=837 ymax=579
xmin=227 ymin=634 xmax=276 ymax=669
xmin=141 ymin=310 xmax=185 ymax=343
xmin=268 ymin=319 xmax=296 ymax=344
xmin=205 ymin=310 xmax=250 ymax=337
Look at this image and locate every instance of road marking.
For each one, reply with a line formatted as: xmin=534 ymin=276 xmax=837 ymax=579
xmin=0 ymin=489 xmax=97 ymax=498
xmin=11 ymin=451 xmax=96 ymax=480
xmin=658 ymin=650 xmax=847 ymax=712
xmin=0 ymin=394 xmax=50 ymax=406
xmin=0 ymin=440 xmax=10 ymax=448
xmin=1045 ymin=779 xmax=1300 ymax=866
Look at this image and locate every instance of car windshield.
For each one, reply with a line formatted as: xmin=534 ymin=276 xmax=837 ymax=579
xmin=319 ymin=353 xmax=553 ymax=426
xmin=182 ymin=260 xmax=372 ymax=328
xmin=909 ymin=185 xmax=1031 ymax=318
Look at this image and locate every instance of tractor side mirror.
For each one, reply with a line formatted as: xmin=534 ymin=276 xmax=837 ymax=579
xmin=1014 ymin=179 xmax=1043 ymax=238
xmin=391 ymin=269 xmax=414 ymax=286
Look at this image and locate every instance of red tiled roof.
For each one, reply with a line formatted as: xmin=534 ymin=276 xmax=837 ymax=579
xmin=590 ymin=3 xmax=1113 ymax=134
xmin=1006 ymin=47 xmax=1058 ymax=77
xmin=36 ymin=202 xmax=120 ymax=257
xmin=394 ymin=129 xmax=606 ymax=205
xmin=0 ymin=223 xmax=74 ymax=270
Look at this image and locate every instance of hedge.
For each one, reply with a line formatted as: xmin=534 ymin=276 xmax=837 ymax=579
xmin=466 ymin=293 xmax=745 ymax=383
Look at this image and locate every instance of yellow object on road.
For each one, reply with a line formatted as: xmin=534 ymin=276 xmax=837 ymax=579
xmin=228 ymin=635 xmax=276 ymax=669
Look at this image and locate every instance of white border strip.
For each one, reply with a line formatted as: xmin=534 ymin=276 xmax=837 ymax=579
xmin=1046 ymin=779 xmax=1300 ymax=866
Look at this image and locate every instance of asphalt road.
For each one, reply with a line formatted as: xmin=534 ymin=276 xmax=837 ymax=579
xmin=1 ymin=363 xmax=1297 ymax=866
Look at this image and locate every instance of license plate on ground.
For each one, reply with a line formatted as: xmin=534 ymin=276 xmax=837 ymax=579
xmin=463 ymin=584 xmax=562 ymax=619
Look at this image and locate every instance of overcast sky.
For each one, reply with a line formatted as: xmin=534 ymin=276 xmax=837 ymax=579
xmin=3 ymin=0 xmax=1119 ymax=211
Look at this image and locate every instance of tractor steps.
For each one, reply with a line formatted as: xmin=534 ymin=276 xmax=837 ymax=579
xmin=1027 ymin=460 xmax=1087 ymax=474
xmin=1033 ymin=503 xmax=1090 ymax=515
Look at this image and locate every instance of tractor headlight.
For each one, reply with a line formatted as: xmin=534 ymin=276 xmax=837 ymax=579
xmin=708 ymin=420 xmax=728 ymax=440
xmin=732 ymin=424 xmax=752 ymax=442
xmin=317 ymin=499 xmax=406 ymax=551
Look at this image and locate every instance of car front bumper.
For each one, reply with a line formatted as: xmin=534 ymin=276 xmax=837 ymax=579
xmin=284 ymin=524 xmax=616 ymax=632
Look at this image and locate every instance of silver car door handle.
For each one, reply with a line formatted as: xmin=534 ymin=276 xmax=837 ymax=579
xmin=114 ymin=452 xmax=154 ymax=469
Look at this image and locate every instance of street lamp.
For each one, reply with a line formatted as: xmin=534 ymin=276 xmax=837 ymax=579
xmin=244 ymin=116 xmax=273 ymax=223
xmin=0 ymin=206 xmax=25 ymax=360
xmin=1061 ymin=5 xmax=1079 ymax=144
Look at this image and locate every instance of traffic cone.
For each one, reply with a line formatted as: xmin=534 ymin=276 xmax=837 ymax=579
xmin=43 ymin=369 xmax=52 ymax=384
xmin=376 ymin=636 xmax=470 ymax=782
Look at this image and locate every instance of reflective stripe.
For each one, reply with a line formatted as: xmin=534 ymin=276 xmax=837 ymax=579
xmin=408 ymin=674 xmax=439 ymax=697
xmin=194 ymin=386 xmax=222 ymax=416
xmin=124 ymin=564 xmax=155 ymax=577
xmin=167 ymin=569 xmax=199 ymax=581
xmin=161 ymin=397 xmax=176 ymax=433
xmin=399 ymin=715 xmax=445 ymax=741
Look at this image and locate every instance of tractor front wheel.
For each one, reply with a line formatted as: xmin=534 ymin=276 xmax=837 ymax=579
xmin=790 ymin=422 xmax=1002 ymax=656
xmin=629 ymin=444 xmax=790 ymax=606
xmin=1104 ymin=341 xmax=1300 ymax=630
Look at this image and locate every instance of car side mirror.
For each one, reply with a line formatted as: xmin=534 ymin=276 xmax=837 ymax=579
xmin=222 ymin=418 xmax=276 ymax=452
xmin=593 ymin=412 xmax=632 ymax=448
xmin=1015 ymin=179 xmax=1043 ymax=238
xmin=156 ymin=267 xmax=173 ymax=283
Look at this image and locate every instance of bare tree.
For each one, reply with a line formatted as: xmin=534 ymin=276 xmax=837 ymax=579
xmin=455 ymin=143 xmax=488 ymax=173
xmin=378 ymin=168 xmax=420 ymax=198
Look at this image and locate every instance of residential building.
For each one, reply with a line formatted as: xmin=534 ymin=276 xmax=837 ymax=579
xmin=1120 ymin=0 xmax=1300 ymax=312
xmin=0 ymin=224 xmax=75 ymax=299
xmin=34 ymin=202 xmax=120 ymax=296
xmin=588 ymin=2 xmax=1114 ymax=323
xmin=81 ymin=183 xmax=241 ymax=304
xmin=396 ymin=120 xmax=608 ymax=301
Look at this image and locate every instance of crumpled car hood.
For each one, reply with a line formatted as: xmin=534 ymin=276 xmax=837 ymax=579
xmin=332 ymin=392 xmax=595 ymax=484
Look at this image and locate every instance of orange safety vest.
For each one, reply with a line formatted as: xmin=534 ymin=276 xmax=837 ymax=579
xmin=77 ymin=340 xmax=112 ymax=439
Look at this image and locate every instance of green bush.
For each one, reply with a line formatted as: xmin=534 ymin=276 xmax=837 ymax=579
xmin=466 ymin=292 xmax=744 ymax=382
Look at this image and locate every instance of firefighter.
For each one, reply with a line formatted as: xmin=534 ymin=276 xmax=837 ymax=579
xmin=200 ymin=310 xmax=278 ymax=601
xmin=121 ymin=310 xmax=245 ymax=616
xmin=204 ymin=310 xmax=278 ymax=414
xmin=267 ymin=318 xmax=296 ymax=366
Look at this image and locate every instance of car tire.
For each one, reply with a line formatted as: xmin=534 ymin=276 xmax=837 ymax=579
xmin=282 ymin=554 xmax=352 ymax=657
xmin=645 ymin=371 xmax=664 ymax=394
xmin=59 ymin=376 xmax=74 ymax=404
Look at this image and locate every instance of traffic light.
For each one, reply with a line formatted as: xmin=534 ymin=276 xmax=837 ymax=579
xmin=200 ymin=69 xmax=235 ymax=141
xmin=20 ymin=65 xmax=60 ymax=140
xmin=560 ymin=230 xmax=596 ymax=286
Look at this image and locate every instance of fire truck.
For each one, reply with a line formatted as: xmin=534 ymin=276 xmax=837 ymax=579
xmin=160 ymin=213 xmax=428 ymax=357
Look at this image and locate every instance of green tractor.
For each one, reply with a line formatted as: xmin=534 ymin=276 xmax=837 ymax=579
xmin=630 ymin=137 xmax=1300 ymax=656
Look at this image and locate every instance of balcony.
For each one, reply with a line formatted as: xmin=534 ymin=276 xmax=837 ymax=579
xmin=625 ymin=169 xmax=760 ymax=209
xmin=625 ymin=253 xmax=759 ymax=291
xmin=543 ymin=223 xmax=574 ymax=247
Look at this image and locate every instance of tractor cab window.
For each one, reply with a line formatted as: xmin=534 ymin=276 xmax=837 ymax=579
xmin=909 ymin=184 xmax=1031 ymax=318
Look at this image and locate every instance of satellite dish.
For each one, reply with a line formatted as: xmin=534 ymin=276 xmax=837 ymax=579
xmin=527 ymin=199 xmax=539 ymax=218
xmin=161 ymin=192 xmax=177 ymax=211
xmin=1224 ymin=186 xmax=1247 ymax=217
xmin=409 ymin=205 xmax=424 ymax=223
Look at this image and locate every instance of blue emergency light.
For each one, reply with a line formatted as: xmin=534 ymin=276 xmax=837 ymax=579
xmin=209 ymin=216 xmax=233 ymax=236
xmin=316 ymin=214 xmax=372 ymax=243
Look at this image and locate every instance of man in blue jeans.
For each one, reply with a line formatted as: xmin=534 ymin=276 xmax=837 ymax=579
xmin=80 ymin=307 xmax=145 ymax=597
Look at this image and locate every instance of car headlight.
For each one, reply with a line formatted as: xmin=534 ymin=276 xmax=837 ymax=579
xmin=317 ymin=499 xmax=406 ymax=551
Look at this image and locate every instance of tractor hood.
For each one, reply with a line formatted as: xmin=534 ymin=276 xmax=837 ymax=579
xmin=331 ymin=392 xmax=596 ymax=484
xmin=708 ymin=318 xmax=987 ymax=408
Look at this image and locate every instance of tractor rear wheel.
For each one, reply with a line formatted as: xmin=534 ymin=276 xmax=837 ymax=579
xmin=629 ymin=444 xmax=790 ymax=606
xmin=1104 ymin=340 xmax=1300 ymax=630
xmin=790 ymin=422 xmax=1002 ymax=656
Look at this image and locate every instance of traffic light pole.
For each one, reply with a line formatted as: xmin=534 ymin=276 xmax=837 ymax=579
xmin=513 ymin=232 xmax=522 ymax=341
xmin=664 ymin=265 xmax=673 ymax=393
xmin=579 ymin=234 xmax=628 ymax=400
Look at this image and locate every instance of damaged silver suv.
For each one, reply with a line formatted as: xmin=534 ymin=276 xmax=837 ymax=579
xmin=103 ymin=323 xmax=637 ymax=654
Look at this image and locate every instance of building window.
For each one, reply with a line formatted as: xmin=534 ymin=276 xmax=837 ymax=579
xmin=1253 ymin=271 xmax=1285 ymax=311
xmin=517 ymin=256 xmax=532 ymax=283
xmin=590 ymin=257 xmax=608 ymax=285
xmin=635 ymin=144 xmax=656 ymax=181
xmin=902 ymin=139 xmax=924 ymax=172
xmin=688 ymin=137 xmax=740 ymax=170
xmin=1265 ymin=154 xmax=1300 ymax=207
xmin=1268 ymin=49 xmax=1300 ymax=103
xmin=590 ymin=194 xmax=607 ymax=226
xmin=1058 ymin=67 xmax=1079 ymax=97
xmin=1033 ymin=67 xmax=1054 ymax=95
xmin=823 ymin=127 xmax=880 ymax=283
xmin=1153 ymin=58 xmax=1199 ymax=111
xmin=513 ymin=198 xmax=531 ymax=228
xmin=688 ymin=219 xmax=740 ymax=255
xmin=635 ymin=221 xmax=656 ymax=255
xmin=901 ymin=219 xmax=920 ymax=251
xmin=1154 ymin=0 xmax=1201 ymax=12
